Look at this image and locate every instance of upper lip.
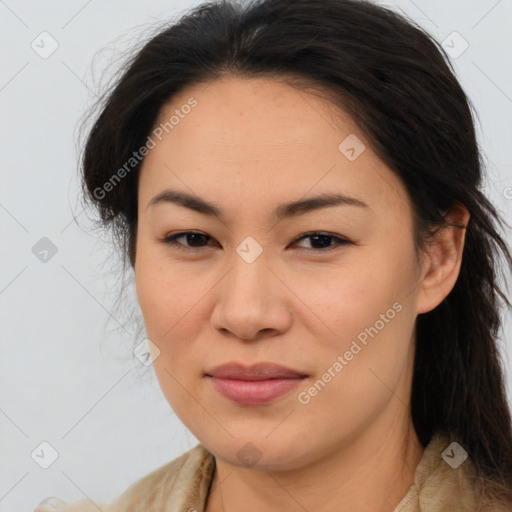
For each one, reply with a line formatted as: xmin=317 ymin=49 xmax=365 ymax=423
xmin=205 ymin=362 xmax=308 ymax=380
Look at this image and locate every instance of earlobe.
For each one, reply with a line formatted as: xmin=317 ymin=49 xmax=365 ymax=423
xmin=416 ymin=203 xmax=470 ymax=315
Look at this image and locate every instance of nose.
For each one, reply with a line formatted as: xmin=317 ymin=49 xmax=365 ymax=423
xmin=210 ymin=247 xmax=293 ymax=341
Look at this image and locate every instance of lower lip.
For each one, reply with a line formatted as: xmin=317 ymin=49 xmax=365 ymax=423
xmin=208 ymin=376 xmax=306 ymax=405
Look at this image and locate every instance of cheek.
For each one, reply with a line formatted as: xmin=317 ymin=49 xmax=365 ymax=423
xmin=135 ymin=240 xmax=186 ymax=323
xmin=307 ymin=252 xmax=417 ymax=380
xmin=134 ymin=250 xmax=212 ymax=368
xmin=135 ymin=258 xmax=176 ymax=351
xmin=135 ymin=261 xmax=204 ymax=411
xmin=295 ymin=258 xmax=402 ymax=342
xmin=326 ymin=255 xmax=416 ymax=380
xmin=136 ymin=272 xmax=197 ymax=340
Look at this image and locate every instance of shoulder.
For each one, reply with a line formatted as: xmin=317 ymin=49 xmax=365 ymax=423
xmin=410 ymin=432 xmax=511 ymax=512
xmin=32 ymin=443 xmax=215 ymax=512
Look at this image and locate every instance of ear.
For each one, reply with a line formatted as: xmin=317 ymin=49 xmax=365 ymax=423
xmin=416 ymin=203 xmax=470 ymax=315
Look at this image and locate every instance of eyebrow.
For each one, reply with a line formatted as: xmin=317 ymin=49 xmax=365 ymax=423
xmin=146 ymin=189 xmax=371 ymax=223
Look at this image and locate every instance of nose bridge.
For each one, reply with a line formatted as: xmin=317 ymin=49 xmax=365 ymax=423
xmin=225 ymin=241 xmax=271 ymax=309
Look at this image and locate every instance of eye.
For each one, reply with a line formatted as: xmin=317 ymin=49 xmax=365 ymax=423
xmin=293 ymin=232 xmax=352 ymax=251
xmin=161 ymin=231 xmax=352 ymax=252
xmin=161 ymin=231 xmax=216 ymax=252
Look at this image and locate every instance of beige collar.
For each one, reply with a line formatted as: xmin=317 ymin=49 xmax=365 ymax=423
xmin=40 ymin=431 xmax=494 ymax=512
xmin=178 ymin=432 xmax=480 ymax=512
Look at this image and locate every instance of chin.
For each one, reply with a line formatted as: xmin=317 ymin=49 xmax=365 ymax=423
xmin=201 ymin=433 xmax=313 ymax=471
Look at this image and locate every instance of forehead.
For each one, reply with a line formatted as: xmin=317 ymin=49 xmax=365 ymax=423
xmin=138 ymin=76 xmax=411 ymax=223
xmin=152 ymin=75 xmax=360 ymax=161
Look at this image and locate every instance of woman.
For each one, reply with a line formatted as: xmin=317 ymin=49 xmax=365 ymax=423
xmin=34 ymin=0 xmax=512 ymax=510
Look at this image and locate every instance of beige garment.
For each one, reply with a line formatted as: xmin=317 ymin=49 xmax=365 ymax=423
xmin=33 ymin=432 xmax=506 ymax=512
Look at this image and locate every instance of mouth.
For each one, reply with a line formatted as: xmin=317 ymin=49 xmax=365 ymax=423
xmin=205 ymin=362 xmax=308 ymax=405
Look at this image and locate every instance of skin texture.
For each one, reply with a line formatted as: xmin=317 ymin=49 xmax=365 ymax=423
xmin=134 ymin=76 xmax=470 ymax=512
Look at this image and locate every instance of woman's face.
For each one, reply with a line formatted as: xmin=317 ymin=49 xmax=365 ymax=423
xmin=134 ymin=76 xmax=432 ymax=469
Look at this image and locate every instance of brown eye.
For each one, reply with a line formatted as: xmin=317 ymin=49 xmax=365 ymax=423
xmin=161 ymin=230 xmax=352 ymax=253
xmin=162 ymin=231 xmax=214 ymax=251
xmin=292 ymin=232 xmax=352 ymax=251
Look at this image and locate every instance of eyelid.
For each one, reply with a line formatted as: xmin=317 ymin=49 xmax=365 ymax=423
xmin=293 ymin=231 xmax=352 ymax=250
xmin=161 ymin=230 xmax=353 ymax=252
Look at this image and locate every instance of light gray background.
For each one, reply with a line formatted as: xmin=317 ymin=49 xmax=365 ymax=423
xmin=1 ymin=1 xmax=511 ymax=511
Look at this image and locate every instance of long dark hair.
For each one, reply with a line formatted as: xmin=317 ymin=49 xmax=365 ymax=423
xmin=79 ymin=0 xmax=512 ymax=504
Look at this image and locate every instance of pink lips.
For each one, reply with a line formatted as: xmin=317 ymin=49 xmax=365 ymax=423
xmin=205 ymin=362 xmax=308 ymax=405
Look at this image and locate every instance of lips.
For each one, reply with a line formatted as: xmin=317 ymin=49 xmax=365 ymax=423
xmin=205 ymin=362 xmax=308 ymax=380
xmin=205 ymin=362 xmax=308 ymax=405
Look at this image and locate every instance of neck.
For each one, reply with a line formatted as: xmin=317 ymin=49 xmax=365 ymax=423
xmin=205 ymin=412 xmax=425 ymax=512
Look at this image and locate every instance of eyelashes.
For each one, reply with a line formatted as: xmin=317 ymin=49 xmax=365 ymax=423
xmin=160 ymin=230 xmax=353 ymax=253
